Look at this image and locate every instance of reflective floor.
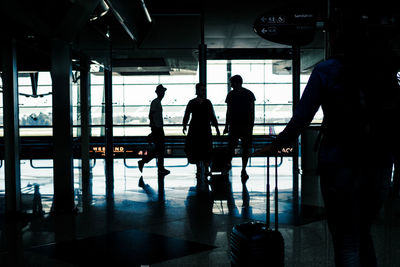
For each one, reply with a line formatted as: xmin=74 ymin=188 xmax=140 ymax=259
xmin=0 ymin=158 xmax=400 ymax=266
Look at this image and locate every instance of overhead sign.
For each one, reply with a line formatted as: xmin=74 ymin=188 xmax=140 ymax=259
xmin=254 ymin=8 xmax=316 ymax=46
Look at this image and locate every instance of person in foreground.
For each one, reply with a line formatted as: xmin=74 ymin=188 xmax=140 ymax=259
xmin=255 ymin=8 xmax=400 ymax=267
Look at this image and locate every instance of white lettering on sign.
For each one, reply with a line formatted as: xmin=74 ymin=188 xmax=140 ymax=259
xmin=294 ymin=14 xmax=313 ymax=19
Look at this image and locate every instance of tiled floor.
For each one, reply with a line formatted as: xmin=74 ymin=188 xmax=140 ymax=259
xmin=1 ymin=158 xmax=400 ymax=266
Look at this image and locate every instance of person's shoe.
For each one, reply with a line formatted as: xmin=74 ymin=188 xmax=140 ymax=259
xmin=158 ymin=168 xmax=170 ymax=175
xmin=241 ymin=170 xmax=249 ymax=184
xmin=138 ymin=160 xmax=144 ymax=173
xmin=138 ymin=176 xmax=145 ymax=188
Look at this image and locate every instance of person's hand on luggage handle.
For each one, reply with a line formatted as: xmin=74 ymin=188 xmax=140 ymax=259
xmin=253 ymin=144 xmax=293 ymax=156
xmin=223 ymin=125 xmax=229 ymax=135
xmin=253 ymin=144 xmax=277 ymax=156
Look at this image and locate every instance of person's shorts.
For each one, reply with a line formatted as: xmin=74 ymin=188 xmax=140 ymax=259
xmin=229 ymin=126 xmax=253 ymax=153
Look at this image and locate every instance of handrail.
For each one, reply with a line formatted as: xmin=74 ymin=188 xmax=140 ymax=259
xmin=11 ymin=122 xmax=313 ymax=128
xmin=72 ymin=158 xmax=97 ymax=169
xmin=123 ymin=157 xmax=190 ymax=169
xmin=30 ymin=159 xmax=52 ymax=169
xmin=30 ymin=158 xmax=96 ymax=169
xmin=236 ymin=156 xmax=283 ymax=168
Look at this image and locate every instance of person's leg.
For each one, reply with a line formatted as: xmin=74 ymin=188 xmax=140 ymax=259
xmin=320 ymin=167 xmax=361 ymax=267
xmin=155 ymin=129 xmax=169 ymax=174
xmin=139 ymin=129 xmax=160 ymax=172
xmin=239 ymin=128 xmax=253 ymax=183
xmin=359 ymin=165 xmax=392 ymax=267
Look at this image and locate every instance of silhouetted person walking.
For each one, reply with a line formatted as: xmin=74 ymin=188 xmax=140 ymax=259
xmin=255 ymin=7 xmax=399 ymax=267
xmin=223 ymin=75 xmax=255 ymax=183
xmin=183 ymin=83 xmax=220 ymax=177
xmin=138 ymin=84 xmax=170 ymax=175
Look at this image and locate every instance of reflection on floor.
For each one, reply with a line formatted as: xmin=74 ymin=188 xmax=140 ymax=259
xmin=0 ymin=158 xmax=400 ymax=266
xmin=28 ymin=228 xmax=216 ymax=266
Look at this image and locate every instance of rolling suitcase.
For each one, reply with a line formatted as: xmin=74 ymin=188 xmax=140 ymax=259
xmin=209 ymin=146 xmax=231 ymax=201
xmin=210 ymin=146 xmax=231 ymax=173
xmin=230 ymin=156 xmax=284 ymax=267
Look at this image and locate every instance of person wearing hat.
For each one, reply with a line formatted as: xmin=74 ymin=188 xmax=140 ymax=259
xmin=138 ymin=84 xmax=170 ymax=175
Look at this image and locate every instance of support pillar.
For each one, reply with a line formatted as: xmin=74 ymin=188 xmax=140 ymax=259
xmin=199 ymin=44 xmax=207 ymax=87
xmin=104 ymin=68 xmax=113 ymax=199
xmin=80 ymin=56 xmax=92 ymax=207
xmin=2 ymin=37 xmax=21 ymax=215
xmin=51 ymin=39 xmax=74 ymax=214
xmin=199 ymin=11 xmax=207 ymax=93
xmin=292 ymin=45 xmax=301 ymax=222
xmin=226 ymin=61 xmax=232 ymax=93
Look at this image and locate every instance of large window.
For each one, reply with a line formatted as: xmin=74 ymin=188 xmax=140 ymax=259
xmin=0 ymin=59 xmax=318 ymax=138
xmin=112 ymin=59 xmax=315 ymax=136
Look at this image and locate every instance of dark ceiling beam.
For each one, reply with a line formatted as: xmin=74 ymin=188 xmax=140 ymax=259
xmin=105 ymin=0 xmax=153 ymax=45
xmin=2 ymin=0 xmax=100 ymax=42
xmin=53 ymin=0 xmax=101 ymax=41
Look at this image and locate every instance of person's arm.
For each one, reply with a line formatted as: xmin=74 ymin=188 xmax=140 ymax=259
xmin=223 ymin=94 xmax=231 ymax=135
xmin=255 ymin=67 xmax=324 ymax=155
xmin=209 ymin=100 xmax=220 ymax=136
xmin=149 ymin=100 xmax=155 ymax=127
xmin=250 ymin=93 xmax=255 ymax=128
xmin=276 ymin=69 xmax=323 ymax=146
xmin=182 ymin=101 xmax=191 ymax=135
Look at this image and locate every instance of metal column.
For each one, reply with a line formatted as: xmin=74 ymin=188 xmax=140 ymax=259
xmin=292 ymin=45 xmax=301 ymax=221
xmin=80 ymin=57 xmax=92 ymax=206
xmin=227 ymin=61 xmax=232 ymax=92
xmin=51 ymin=39 xmax=75 ymax=214
xmin=199 ymin=11 xmax=207 ymax=91
xmin=104 ymin=68 xmax=113 ymax=198
xmin=1 ymin=37 xmax=21 ymax=215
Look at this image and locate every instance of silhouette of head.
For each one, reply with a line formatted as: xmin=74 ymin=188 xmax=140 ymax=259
xmin=195 ymin=83 xmax=206 ymax=98
xmin=229 ymin=75 xmax=243 ymax=89
xmin=155 ymin=84 xmax=167 ymax=98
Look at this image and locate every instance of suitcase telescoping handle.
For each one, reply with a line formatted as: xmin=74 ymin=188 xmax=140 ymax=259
xmin=266 ymin=156 xmax=279 ymax=231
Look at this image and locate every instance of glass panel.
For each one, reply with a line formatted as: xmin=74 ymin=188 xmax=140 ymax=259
xmin=20 ymin=126 xmax=52 ymax=137
xmin=162 ymin=84 xmax=195 ymax=105
xmin=159 ymin=74 xmax=197 ymax=84
xmin=72 ymin=82 xmax=79 ymax=126
xmin=231 ymin=61 xmax=267 ymax=83
xmin=37 ymin=72 xmax=52 ymax=86
xmin=91 ymin=126 xmax=105 ymax=137
xmin=90 ymin=73 xmax=105 ymax=85
xmin=113 ymin=126 xmax=150 ymax=136
xmin=266 ymin=83 xmax=292 ymax=104
xmin=122 ymin=106 xmax=150 ymax=125
xmin=207 ymin=60 xmax=228 ymax=83
xmin=91 ymin=84 xmax=104 ymax=106
xmin=121 ymin=75 xmax=159 ymax=84
xmin=123 ymin=84 xmax=159 ymax=106
xmin=19 ymin=107 xmax=52 ymax=126
xmin=91 ymin=106 xmax=104 ymax=126
xmin=207 ymin=83 xmax=228 ymax=107
xmin=20 ymin=159 xmax=54 ymax=195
